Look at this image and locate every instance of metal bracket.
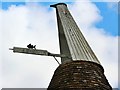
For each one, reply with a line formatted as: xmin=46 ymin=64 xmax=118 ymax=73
xmin=9 ymin=47 xmax=71 ymax=65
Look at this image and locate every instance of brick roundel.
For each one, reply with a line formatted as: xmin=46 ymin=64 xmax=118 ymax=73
xmin=48 ymin=61 xmax=112 ymax=90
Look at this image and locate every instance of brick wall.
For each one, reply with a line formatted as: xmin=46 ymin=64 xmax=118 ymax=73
xmin=48 ymin=61 xmax=112 ymax=90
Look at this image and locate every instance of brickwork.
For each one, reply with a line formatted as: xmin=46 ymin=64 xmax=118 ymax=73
xmin=48 ymin=61 xmax=112 ymax=90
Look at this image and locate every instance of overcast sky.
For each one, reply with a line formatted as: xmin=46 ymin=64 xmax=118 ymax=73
xmin=0 ymin=0 xmax=119 ymax=89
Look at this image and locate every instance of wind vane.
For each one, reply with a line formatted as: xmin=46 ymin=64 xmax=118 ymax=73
xmin=9 ymin=44 xmax=70 ymax=65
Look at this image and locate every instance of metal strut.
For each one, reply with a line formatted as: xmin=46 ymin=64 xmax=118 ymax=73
xmin=53 ymin=56 xmax=60 ymax=65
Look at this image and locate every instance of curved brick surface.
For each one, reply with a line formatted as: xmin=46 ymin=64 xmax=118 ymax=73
xmin=48 ymin=61 xmax=112 ymax=90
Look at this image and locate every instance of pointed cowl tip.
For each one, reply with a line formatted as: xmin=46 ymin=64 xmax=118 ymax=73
xmin=50 ymin=3 xmax=67 ymax=8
